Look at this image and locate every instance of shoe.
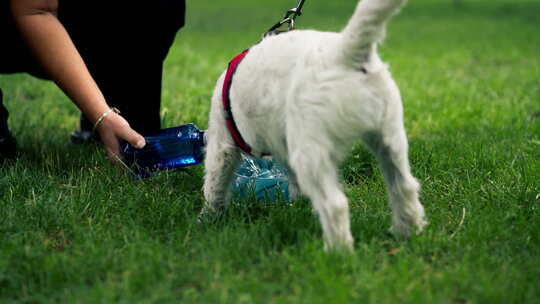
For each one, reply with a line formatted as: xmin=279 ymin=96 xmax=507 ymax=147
xmin=0 ymin=134 xmax=17 ymax=162
xmin=70 ymin=114 xmax=101 ymax=144
xmin=0 ymin=89 xmax=17 ymax=162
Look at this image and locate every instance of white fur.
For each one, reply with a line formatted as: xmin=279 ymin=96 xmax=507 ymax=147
xmin=202 ymin=0 xmax=427 ymax=251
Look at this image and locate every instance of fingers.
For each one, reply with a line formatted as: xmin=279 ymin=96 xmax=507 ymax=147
xmin=104 ymin=135 xmax=121 ymax=162
xmin=97 ymin=124 xmax=121 ymax=162
xmin=95 ymin=112 xmax=146 ymax=164
xmin=116 ymin=124 xmax=146 ymax=149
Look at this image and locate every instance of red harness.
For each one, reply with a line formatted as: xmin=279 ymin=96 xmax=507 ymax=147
xmin=222 ymin=49 xmax=263 ymax=156
xmin=220 ymin=1 xmax=306 ymax=157
xmin=221 ymin=30 xmax=298 ymax=157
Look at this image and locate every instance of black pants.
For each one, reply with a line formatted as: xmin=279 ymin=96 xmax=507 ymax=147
xmin=0 ymin=0 xmax=186 ymax=135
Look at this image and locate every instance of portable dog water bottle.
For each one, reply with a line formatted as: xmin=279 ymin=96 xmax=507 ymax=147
xmin=231 ymin=154 xmax=290 ymax=202
xmin=121 ymin=124 xmax=206 ymax=178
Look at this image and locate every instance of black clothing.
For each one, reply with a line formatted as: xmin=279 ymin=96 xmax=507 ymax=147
xmin=0 ymin=88 xmax=17 ymax=161
xmin=0 ymin=0 xmax=186 ymax=135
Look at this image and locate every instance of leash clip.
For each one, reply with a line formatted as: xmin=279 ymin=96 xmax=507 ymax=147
xmin=265 ymin=0 xmax=306 ymax=36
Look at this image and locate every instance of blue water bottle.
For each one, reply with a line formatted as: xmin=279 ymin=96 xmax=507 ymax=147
xmin=121 ymin=123 xmax=205 ymax=178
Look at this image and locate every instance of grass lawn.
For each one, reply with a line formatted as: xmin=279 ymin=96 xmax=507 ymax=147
xmin=1 ymin=0 xmax=539 ymax=302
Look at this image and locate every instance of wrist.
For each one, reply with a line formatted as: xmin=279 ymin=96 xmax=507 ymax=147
xmin=93 ymin=107 xmax=120 ymax=133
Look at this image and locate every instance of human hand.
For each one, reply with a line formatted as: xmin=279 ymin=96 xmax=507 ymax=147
xmin=94 ymin=111 xmax=146 ymax=163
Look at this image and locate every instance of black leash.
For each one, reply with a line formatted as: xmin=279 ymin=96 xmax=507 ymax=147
xmin=265 ymin=0 xmax=307 ymax=36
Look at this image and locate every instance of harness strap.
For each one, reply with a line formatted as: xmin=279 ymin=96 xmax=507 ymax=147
xmin=222 ymin=49 xmax=264 ymax=157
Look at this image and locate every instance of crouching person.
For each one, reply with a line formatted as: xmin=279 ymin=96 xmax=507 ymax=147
xmin=0 ymin=0 xmax=186 ymax=162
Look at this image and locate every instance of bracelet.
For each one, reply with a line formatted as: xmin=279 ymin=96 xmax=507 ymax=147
xmin=93 ymin=107 xmax=120 ymax=132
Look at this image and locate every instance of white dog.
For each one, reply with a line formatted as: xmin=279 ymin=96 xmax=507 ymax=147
xmin=202 ymin=0 xmax=427 ymax=251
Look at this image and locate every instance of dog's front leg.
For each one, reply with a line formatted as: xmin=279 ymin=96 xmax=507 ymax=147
xmin=201 ymin=83 xmax=243 ymax=216
xmin=286 ymin=167 xmax=301 ymax=201
xmin=202 ymin=130 xmax=241 ymax=216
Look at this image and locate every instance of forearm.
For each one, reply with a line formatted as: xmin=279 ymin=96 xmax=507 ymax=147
xmin=9 ymin=0 xmax=145 ymax=159
xmin=10 ymin=0 xmax=110 ymax=124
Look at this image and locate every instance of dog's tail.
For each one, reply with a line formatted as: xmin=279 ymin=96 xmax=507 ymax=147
xmin=338 ymin=0 xmax=407 ymax=66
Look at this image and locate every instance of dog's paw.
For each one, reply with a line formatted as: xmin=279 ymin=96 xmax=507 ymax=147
xmin=197 ymin=204 xmax=224 ymax=225
xmin=324 ymin=242 xmax=355 ymax=253
xmin=323 ymin=230 xmax=355 ymax=253
xmin=389 ymin=216 xmax=428 ymax=239
xmin=323 ymin=238 xmax=355 ymax=253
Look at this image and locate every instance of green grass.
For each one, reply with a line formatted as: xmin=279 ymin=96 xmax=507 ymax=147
xmin=1 ymin=0 xmax=540 ymax=303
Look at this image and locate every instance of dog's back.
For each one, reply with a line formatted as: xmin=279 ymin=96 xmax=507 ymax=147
xmin=229 ymin=0 xmax=408 ymax=160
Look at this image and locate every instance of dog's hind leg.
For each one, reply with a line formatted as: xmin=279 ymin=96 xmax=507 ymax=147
xmin=288 ymin=145 xmax=354 ymax=251
xmin=362 ymin=129 xmax=427 ymax=238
